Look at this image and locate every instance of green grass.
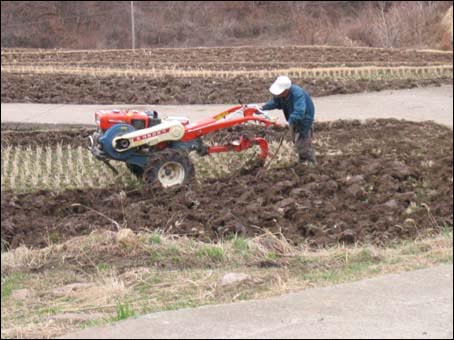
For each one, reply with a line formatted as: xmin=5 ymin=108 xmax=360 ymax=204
xmin=439 ymin=224 xmax=453 ymax=238
xmin=149 ymin=233 xmax=162 ymax=245
xmin=266 ymin=252 xmax=279 ymax=261
xmin=113 ymin=302 xmax=135 ymax=321
xmin=37 ymin=306 xmax=62 ymax=316
xmin=1 ymin=274 xmax=24 ymax=300
xmin=96 ymin=263 xmax=112 ymax=272
xmin=348 ymin=248 xmax=380 ymax=264
xmin=161 ymin=300 xmax=198 ymax=312
xmin=302 ymin=261 xmax=379 ymax=285
xmin=149 ymin=244 xmax=182 ymax=266
xmin=232 ymin=235 xmax=249 ymax=254
xmin=196 ymin=245 xmax=225 ymax=262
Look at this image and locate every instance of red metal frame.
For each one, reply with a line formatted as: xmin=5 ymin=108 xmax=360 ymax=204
xmin=207 ymin=136 xmax=269 ymax=160
xmin=181 ymin=106 xmax=278 ymax=141
xmin=181 ymin=106 xmax=279 ymax=159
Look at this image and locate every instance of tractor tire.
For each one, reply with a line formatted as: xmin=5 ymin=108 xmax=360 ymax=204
xmin=126 ymin=163 xmax=144 ymax=177
xmin=143 ymin=149 xmax=195 ymax=188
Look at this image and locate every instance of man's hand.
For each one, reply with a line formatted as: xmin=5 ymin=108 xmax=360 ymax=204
xmin=247 ymin=104 xmax=277 ymax=122
xmin=247 ymin=104 xmax=264 ymax=115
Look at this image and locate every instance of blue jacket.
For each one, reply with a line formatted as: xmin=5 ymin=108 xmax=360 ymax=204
xmin=262 ymin=84 xmax=315 ymax=128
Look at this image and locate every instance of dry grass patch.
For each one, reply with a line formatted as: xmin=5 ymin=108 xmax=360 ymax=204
xmin=2 ymin=64 xmax=452 ymax=81
xmin=0 ymin=140 xmax=296 ymax=193
xmin=1 ymin=228 xmax=452 ymax=339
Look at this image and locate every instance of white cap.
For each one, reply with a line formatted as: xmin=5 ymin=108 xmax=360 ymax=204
xmin=269 ymin=76 xmax=292 ymax=96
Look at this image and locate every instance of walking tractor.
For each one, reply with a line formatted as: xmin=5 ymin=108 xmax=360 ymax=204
xmin=88 ymin=105 xmax=280 ymax=187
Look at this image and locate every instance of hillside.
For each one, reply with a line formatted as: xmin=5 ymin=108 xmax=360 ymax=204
xmin=1 ymin=1 xmax=452 ymax=50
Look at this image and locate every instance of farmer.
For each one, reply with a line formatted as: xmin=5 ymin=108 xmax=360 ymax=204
xmin=258 ymin=75 xmax=316 ymax=164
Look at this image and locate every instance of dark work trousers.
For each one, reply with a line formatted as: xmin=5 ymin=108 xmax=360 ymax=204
xmin=291 ymin=124 xmax=316 ymax=164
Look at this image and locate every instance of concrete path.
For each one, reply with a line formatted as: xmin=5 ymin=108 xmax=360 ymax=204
xmin=60 ymin=265 xmax=453 ymax=339
xmin=2 ymin=85 xmax=453 ymax=127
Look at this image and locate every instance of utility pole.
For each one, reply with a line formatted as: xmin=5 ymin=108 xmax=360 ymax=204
xmin=131 ymin=1 xmax=135 ymax=49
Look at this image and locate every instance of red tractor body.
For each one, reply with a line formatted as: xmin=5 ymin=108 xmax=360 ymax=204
xmin=89 ymin=105 xmax=280 ymax=187
xmin=95 ymin=109 xmax=163 ymax=131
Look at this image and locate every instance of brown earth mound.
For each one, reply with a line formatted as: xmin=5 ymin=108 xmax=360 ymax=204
xmin=1 ymin=120 xmax=452 ymax=250
xmin=1 ymin=127 xmax=95 ymax=148
xmin=1 ymin=74 xmax=451 ymax=105
xmin=3 ymin=46 xmax=453 ymax=65
xmin=2 ymin=47 xmax=452 ymax=104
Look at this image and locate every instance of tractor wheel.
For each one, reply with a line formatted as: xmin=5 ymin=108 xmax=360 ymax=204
xmin=126 ymin=163 xmax=144 ymax=177
xmin=143 ymin=149 xmax=194 ymax=188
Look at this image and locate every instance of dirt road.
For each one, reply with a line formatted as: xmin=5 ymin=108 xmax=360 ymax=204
xmin=1 ymin=85 xmax=453 ymax=127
